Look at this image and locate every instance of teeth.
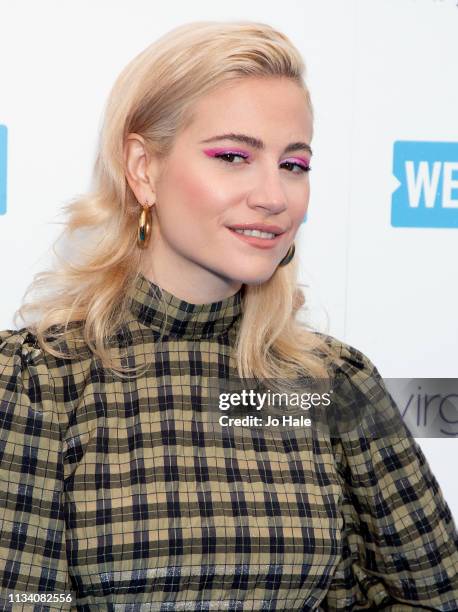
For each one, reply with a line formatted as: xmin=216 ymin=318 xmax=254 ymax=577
xmin=234 ymin=229 xmax=276 ymax=239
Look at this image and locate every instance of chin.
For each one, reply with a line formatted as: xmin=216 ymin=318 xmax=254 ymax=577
xmin=232 ymin=267 xmax=278 ymax=286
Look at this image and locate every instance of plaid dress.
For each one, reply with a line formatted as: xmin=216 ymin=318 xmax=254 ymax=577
xmin=1 ymin=272 xmax=457 ymax=611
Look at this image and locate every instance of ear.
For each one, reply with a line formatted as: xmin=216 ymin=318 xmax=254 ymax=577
xmin=123 ymin=133 xmax=161 ymax=206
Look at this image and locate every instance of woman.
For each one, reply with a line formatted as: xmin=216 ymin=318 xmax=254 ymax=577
xmin=0 ymin=21 xmax=457 ymax=611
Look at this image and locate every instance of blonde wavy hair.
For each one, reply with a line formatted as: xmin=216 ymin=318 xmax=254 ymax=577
xmin=14 ymin=20 xmax=340 ymax=388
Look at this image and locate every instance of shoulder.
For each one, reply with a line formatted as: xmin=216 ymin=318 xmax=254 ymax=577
xmin=313 ymin=331 xmax=404 ymax=439
xmin=313 ymin=330 xmax=380 ymax=378
xmin=313 ymin=330 xmax=394 ymax=415
xmin=0 ymin=327 xmax=57 ymax=415
xmin=0 ymin=326 xmax=91 ymax=413
xmin=0 ymin=327 xmax=43 ymax=372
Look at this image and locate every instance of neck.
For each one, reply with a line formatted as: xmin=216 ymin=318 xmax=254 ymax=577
xmin=140 ymin=267 xmax=243 ymax=305
xmin=128 ymin=272 xmax=244 ymax=341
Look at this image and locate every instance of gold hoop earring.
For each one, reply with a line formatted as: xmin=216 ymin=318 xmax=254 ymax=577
xmin=137 ymin=201 xmax=152 ymax=249
xmin=278 ymin=243 xmax=295 ymax=267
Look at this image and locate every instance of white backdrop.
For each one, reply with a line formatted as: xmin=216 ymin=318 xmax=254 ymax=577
xmin=1 ymin=0 xmax=457 ymax=517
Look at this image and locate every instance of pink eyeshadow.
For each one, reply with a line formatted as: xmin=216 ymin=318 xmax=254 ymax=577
xmin=203 ymin=148 xmax=310 ymax=166
xmin=203 ymin=147 xmax=249 ymax=157
xmin=287 ymin=157 xmax=310 ymax=166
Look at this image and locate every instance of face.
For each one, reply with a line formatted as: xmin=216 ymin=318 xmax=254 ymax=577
xmin=140 ymin=76 xmax=313 ymax=302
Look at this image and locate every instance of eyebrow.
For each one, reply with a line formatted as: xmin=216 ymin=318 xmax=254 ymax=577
xmin=199 ymin=133 xmax=313 ymax=156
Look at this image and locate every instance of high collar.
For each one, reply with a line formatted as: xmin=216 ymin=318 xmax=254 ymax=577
xmin=128 ymin=272 xmax=244 ymax=340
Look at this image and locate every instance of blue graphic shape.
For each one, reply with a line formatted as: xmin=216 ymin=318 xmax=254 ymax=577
xmin=0 ymin=125 xmax=6 ymax=215
xmin=301 ymin=212 xmax=307 ymax=224
xmin=391 ymin=140 xmax=458 ymax=228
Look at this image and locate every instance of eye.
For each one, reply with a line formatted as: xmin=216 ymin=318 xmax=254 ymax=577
xmin=281 ymin=161 xmax=311 ymax=174
xmin=214 ymin=152 xmax=248 ymax=164
xmin=213 ymin=152 xmax=311 ymax=174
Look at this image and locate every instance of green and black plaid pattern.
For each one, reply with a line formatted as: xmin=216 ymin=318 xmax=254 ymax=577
xmin=1 ymin=272 xmax=457 ymax=610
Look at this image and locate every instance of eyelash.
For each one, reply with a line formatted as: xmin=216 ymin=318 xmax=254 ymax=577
xmin=214 ymin=152 xmax=311 ymax=174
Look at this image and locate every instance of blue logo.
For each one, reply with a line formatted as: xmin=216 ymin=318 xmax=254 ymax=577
xmin=391 ymin=141 xmax=458 ymax=228
xmin=0 ymin=125 xmax=7 ymax=215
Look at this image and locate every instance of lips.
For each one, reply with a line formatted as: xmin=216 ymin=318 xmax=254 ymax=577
xmin=227 ymin=223 xmax=286 ymax=235
xmin=227 ymin=227 xmax=284 ymax=249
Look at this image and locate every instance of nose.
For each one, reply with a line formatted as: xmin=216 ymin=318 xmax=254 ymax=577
xmin=246 ymin=167 xmax=288 ymax=214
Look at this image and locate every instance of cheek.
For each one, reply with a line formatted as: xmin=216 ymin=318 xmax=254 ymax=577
xmin=292 ymin=186 xmax=310 ymax=219
xmin=165 ymin=163 xmax=223 ymax=218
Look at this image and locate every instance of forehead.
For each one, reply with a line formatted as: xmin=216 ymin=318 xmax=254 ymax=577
xmin=182 ymin=77 xmax=313 ymax=143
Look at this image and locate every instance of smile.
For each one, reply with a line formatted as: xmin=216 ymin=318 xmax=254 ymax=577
xmin=234 ymin=229 xmax=275 ymax=239
xmin=227 ymin=227 xmax=283 ymax=249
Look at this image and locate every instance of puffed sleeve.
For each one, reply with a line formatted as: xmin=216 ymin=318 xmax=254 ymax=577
xmin=321 ymin=339 xmax=458 ymax=610
xmin=0 ymin=329 xmax=74 ymax=611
